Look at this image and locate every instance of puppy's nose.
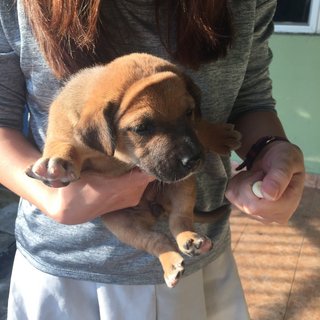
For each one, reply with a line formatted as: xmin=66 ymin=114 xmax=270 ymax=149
xmin=180 ymin=153 xmax=202 ymax=171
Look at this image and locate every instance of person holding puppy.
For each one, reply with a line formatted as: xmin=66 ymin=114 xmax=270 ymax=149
xmin=0 ymin=0 xmax=305 ymax=319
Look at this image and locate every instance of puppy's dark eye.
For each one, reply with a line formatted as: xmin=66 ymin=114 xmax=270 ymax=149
xmin=129 ymin=122 xmax=155 ymax=136
xmin=186 ymin=108 xmax=194 ymax=117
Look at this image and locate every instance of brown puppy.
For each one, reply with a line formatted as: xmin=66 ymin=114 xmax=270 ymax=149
xmin=26 ymin=53 xmax=241 ymax=287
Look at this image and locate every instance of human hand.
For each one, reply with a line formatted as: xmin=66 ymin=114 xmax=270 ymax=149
xmin=225 ymin=141 xmax=305 ymax=224
xmin=42 ymin=168 xmax=155 ymax=224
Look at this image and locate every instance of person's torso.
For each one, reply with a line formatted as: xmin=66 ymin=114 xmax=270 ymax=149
xmin=2 ymin=0 xmax=258 ymax=284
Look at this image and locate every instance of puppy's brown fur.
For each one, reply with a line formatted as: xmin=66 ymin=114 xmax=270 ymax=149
xmin=27 ymin=53 xmax=241 ymax=287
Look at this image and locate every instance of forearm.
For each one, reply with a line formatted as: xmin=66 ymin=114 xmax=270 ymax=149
xmin=0 ymin=127 xmax=154 ymax=224
xmin=231 ymin=110 xmax=287 ymax=159
xmin=0 ymin=127 xmax=53 ymax=213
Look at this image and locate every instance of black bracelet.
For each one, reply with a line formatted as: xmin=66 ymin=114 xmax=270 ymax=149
xmin=236 ymin=136 xmax=290 ymax=171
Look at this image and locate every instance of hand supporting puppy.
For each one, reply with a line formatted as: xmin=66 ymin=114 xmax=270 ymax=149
xmin=44 ymin=168 xmax=155 ymax=225
xmin=225 ymin=140 xmax=305 ymax=224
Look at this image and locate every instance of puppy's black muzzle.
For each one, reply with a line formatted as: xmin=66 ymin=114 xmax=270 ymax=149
xmin=148 ymin=125 xmax=205 ymax=183
xmin=172 ymin=138 xmax=204 ymax=181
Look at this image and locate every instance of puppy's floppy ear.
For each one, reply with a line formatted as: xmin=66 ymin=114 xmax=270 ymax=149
xmin=181 ymin=74 xmax=202 ymax=119
xmin=75 ymin=101 xmax=118 ymax=156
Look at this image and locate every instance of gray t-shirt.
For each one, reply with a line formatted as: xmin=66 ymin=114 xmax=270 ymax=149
xmin=0 ymin=0 xmax=276 ymax=284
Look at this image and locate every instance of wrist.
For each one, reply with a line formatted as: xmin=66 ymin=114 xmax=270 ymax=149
xmin=236 ymin=136 xmax=290 ymax=171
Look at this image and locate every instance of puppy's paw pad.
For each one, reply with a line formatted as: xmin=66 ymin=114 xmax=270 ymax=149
xmin=26 ymin=157 xmax=78 ymax=187
xmin=180 ymin=234 xmax=213 ymax=256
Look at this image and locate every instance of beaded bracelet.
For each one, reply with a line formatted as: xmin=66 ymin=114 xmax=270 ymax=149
xmin=236 ymin=136 xmax=290 ymax=171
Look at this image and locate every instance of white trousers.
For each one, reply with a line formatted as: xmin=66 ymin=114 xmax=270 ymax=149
xmin=8 ymin=248 xmax=250 ymax=320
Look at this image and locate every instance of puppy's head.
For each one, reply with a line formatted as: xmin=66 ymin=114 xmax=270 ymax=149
xmin=115 ymin=72 xmax=204 ymax=182
xmin=76 ymin=70 xmax=204 ymax=183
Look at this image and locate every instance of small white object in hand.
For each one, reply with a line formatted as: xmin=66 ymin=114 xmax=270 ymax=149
xmin=252 ymin=181 xmax=264 ymax=198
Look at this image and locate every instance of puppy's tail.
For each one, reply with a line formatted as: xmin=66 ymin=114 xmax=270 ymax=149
xmin=193 ymin=204 xmax=230 ymax=224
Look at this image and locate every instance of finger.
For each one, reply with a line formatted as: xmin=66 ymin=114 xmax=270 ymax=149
xmin=260 ymin=144 xmax=304 ymax=201
xmin=261 ymin=164 xmax=293 ymax=201
xmin=277 ymin=172 xmax=305 ymax=214
xmin=241 ymin=200 xmax=291 ymax=225
xmin=226 ymin=170 xmax=264 ymax=203
xmin=249 ymin=173 xmax=304 ymax=223
xmin=245 ymin=213 xmax=274 ymax=224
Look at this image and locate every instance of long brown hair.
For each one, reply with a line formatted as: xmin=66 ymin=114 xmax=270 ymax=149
xmin=22 ymin=0 xmax=234 ymax=78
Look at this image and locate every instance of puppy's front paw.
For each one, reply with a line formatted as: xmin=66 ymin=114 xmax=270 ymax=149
xmin=195 ymin=121 xmax=242 ymax=155
xmin=26 ymin=157 xmax=79 ymax=188
xmin=177 ymin=232 xmax=213 ymax=257
xmin=220 ymin=124 xmax=242 ymax=153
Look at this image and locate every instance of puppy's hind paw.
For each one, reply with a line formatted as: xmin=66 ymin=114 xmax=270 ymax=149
xmin=160 ymin=252 xmax=185 ymax=288
xmin=26 ymin=157 xmax=79 ymax=188
xmin=177 ymin=232 xmax=213 ymax=257
xmin=164 ymin=259 xmax=185 ymax=288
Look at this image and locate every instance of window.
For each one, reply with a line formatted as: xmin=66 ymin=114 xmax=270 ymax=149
xmin=274 ymin=0 xmax=320 ymax=33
